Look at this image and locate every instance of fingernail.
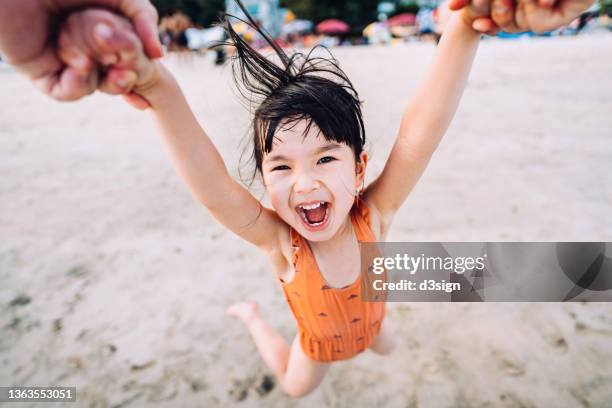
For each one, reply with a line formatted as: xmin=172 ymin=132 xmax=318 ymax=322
xmin=94 ymin=23 xmax=113 ymax=40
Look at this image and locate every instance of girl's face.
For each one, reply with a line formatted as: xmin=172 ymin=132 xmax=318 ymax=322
xmin=262 ymin=120 xmax=367 ymax=242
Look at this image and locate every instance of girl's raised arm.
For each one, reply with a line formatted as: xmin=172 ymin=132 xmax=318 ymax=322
xmin=142 ymin=64 xmax=286 ymax=252
xmin=56 ymin=9 xmax=286 ymax=254
xmin=363 ymin=12 xmax=483 ymax=232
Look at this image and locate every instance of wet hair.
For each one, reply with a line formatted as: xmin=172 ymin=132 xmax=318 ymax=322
xmin=220 ymin=1 xmax=366 ymax=184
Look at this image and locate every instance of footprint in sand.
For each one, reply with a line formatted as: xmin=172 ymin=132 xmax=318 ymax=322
xmin=229 ymin=373 xmax=275 ymax=401
xmin=8 ymin=294 xmax=31 ymax=307
xmin=549 ymin=335 xmax=569 ymax=353
xmin=499 ymin=392 xmax=536 ymax=408
xmin=229 ymin=378 xmax=250 ymax=402
xmin=188 ymin=379 xmax=207 ymax=393
xmin=254 ymin=374 xmax=275 ymax=396
xmin=574 ymin=321 xmax=612 ymax=336
xmin=569 ymin=387 xmax=591 ymax=408
xmin=490 ymin=348 xmax=526 ymax=377
xmin=498 ymin=357 xmax=526 ymax=377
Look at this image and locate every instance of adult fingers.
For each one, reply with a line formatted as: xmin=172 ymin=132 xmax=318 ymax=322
xmin=93 ymin=23 xmax=144 ymax=94
xmin=491 ymin=0 xmax=523 ymax=32
xmin=57 ymin=24 xmax=95 ymax=72
xmin=98 ymin=68 xmax=137 ymax=94
xmin=471 ymin=0 xmax=492 ymax=15
xmin=57 ymin=47 xmax=94 ymax=74
xmin=520 ymin=0 xmax=559 ymax=32
xmin=537 ymin=0 xmax=556 ymax=7
xmin=132 ymin=6 xmax=163 ymax=59
xmin=472 ymin=17 xmax=495 ymax=32
xmin=56 ymin=0 xmax=162 ymax=58
xmin=524 ymin=0 xmax=594 ymax=33
xmin=448 ymin=0 xmax=472 ymax=10
xmin=122 ymin=92 xmax=151 ymax=110
xmin=39 ymin=66 xmax=98 ymax=102
xmin=22 ymin=45 xmax=96 ymax=101
xmin=93 ymin=23 xmax=142 ymax=68
xmin=556 ymin=0 xmax=597 ymax=25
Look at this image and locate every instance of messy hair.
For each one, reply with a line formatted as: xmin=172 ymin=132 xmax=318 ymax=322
xmin=220 ymin=0 xmax=367 ymax=183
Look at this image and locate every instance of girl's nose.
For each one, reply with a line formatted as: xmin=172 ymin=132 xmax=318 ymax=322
xmin=293 ymin=171 xmax=321 ymax=194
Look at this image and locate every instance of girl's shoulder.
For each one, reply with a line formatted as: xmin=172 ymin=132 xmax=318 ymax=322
xmin=360 ymin=197 xmax=387 ymax=241
xmin=262 ymin=220 xmax=293 ymax=279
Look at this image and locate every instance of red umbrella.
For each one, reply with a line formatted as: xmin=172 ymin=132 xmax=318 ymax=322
xmin=386 ymin=13 xmax=417 ymax=27
xmin=316 ymin=19 xmax=350 ymax=34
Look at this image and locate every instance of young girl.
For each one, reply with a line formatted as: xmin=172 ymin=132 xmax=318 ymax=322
xmin=54 ymin=1 xmax=521 ymax=398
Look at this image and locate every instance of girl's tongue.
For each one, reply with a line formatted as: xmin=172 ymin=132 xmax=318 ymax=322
xmin=304 ymin=206 xmax=326 ymax=224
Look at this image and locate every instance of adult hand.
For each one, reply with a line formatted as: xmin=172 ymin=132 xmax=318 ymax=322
xmin=448 ymin=0 xmax=596 ymax=33
xmin=0 ymin=0 xmax=162 ymax=101
xmin=456 ymin=0 xmax=501 ymax=34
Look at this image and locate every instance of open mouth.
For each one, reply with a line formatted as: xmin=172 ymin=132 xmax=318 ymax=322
xmin=295 ymin=201 xmax=331 ymax=230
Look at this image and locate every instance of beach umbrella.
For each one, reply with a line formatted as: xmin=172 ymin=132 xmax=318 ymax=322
xmin=281 ymin=19 xmax=314 ymax=36
xmin=316 ymin=19 xmax=350 ymax=34
xmin=387 ymin=13 xmax=417 ymax=27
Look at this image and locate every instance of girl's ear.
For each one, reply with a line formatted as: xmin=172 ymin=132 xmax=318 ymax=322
xmin=355 ymin=150 xmax=368 ymax=190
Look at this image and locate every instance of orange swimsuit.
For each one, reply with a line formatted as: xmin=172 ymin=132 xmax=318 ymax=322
xmin=279 ymin=198 xmax=386 ymax=363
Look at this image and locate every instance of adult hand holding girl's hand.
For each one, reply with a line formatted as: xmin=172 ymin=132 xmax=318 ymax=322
xmin=0 ymin=0 xmax=162 ymax=102
xmin=453 ymin=0 xmax=502 ymax=35
xmin=58 ymin=9 xmax=162 ymax=109
xmin=449 ymin=0 xmax=595 ymax=33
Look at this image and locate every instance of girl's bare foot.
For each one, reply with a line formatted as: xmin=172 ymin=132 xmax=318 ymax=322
xmin=226 ymin=300 xmax=259 ymax=325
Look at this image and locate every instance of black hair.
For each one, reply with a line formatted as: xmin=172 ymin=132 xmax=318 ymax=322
xmin=220 ymin=1 xmax=366 ymax=184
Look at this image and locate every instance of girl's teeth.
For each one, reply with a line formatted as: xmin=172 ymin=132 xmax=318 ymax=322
xmin=300 ymin=201 xmax=324 ymax=210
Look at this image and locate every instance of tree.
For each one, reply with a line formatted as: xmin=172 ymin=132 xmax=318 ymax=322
xmin=151 ymin=0 xmax=225 ymax=27
xmin=601 ymin=0 xmax=612 ymax=16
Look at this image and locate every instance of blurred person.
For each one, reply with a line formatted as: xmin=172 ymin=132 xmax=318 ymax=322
xmin=417 ymin=6 xmax=438 ymax=41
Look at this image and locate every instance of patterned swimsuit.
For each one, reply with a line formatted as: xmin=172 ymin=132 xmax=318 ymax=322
xmin=279 ymin=198 xmax=386 ymax=362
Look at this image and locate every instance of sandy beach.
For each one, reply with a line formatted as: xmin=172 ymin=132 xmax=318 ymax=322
xmin=1 ymin=33 xmax=612 ymax=407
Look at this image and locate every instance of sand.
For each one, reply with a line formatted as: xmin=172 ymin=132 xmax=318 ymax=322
xmin=1 ymin=33 xmax=612 ymax=407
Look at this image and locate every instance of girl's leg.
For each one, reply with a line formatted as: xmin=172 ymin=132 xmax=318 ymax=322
xmin=282 ymin=334 xmax=330 ymax=397
xmin=369 ymin=319 xmax=396 ymax=355
xmin=227 ymin=301 xmax=330 ymax=398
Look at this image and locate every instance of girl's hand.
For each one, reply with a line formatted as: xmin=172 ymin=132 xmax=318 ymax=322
xmin=453 ymin=0 xmax=502 ymax=35
xmin=449 ymin=0 xmax=595 ymax=34
xmin=487 ymin=0 xmax=595 ymax=33
xmin=57 ymin=9 xmax=160 ymax=109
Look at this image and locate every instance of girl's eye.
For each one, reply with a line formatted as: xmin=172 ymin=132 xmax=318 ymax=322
xmin=272 ymin=165 xmax=290 ymax=171
xmin=318 ymin=156 xmax=336 ymax=164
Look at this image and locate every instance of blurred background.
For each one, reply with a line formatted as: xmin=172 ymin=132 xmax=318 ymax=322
xmin=151 ymin=0 xmax=612 ymax=57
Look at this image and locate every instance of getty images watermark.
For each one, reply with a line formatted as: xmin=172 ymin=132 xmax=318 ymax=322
xmin=359 ymin=243 xmax=612 ymax=302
